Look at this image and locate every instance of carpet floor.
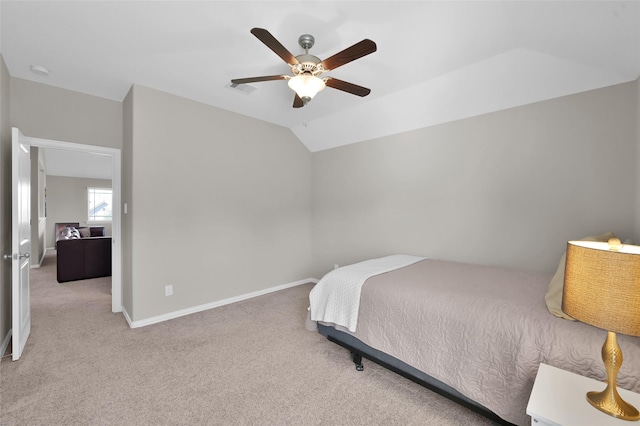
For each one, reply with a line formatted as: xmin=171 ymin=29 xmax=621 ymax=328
xmin=0 ymin=250 xmax=494 ymax=425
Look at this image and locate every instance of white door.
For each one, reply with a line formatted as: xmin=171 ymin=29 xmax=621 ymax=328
xmin=11 ymin=127 xmax=31 ymax=361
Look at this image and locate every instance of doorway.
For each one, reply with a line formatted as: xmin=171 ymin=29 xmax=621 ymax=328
xmin=27 ymin=135 xmax=122 ymax=313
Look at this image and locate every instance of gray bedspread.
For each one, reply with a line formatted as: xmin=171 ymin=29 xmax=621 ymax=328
xmin=339 ymin=259 xmax=640 ymax=426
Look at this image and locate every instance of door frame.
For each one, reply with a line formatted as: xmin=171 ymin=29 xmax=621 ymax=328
xmin=29 ymin=136 xmax=122 ymax=313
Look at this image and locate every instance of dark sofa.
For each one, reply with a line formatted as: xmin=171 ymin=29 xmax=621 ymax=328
xmin=55 ymin=223 xmax=112 ymax=283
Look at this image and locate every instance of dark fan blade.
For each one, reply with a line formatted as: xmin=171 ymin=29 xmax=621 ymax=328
xmin=251 ymin=28 xmax=299 ymax=66
xmin=293 ymin=94 xmax=304 ymax=108
xmin=325 ymin=78 xmax=371 ymax=97
xmin=321 ymin=39 xmax=376 ymax=71
xmin=231 ymin=75 xmax=288 ymax=85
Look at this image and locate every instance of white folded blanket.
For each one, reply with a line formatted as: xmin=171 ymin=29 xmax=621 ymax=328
xmin=309 ymin=254 xmax=426 ymax=332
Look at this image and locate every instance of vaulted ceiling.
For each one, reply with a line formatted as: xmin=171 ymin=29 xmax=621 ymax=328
xmin=2 ymin=1 xmax=639 ymax=153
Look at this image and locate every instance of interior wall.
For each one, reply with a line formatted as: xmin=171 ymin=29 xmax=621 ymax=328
xmin=29 ymin=147 xmax=46 ymax=266
xmin=10 ymin=78 xmax=122 ymax=150
xmin=121 ymin=88 xmax=133 ymax=318
xmin=45 ymin=176 xmax=113 ymax=246
xmin=6 ymin=73 xmax=638 ymax=326
xmin=311 ymin=81 xmax=638 ymax=278
xmin=636 ymin=77 xmax=640 ymax=239
xmin=0 ymin=55 xmax=11 ymax=351
xmin=125 ymin=84 xmax=313 ymax=322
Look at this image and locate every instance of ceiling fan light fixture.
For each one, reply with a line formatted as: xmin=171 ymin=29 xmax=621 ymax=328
xmin=288 ymin=74 xmax=325 ymax=101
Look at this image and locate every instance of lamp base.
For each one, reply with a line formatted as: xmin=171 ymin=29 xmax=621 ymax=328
xmin=587 ymin=331 xmax=640 ymax=421
xmin=587 ymin=387 xmax=640 ymax=421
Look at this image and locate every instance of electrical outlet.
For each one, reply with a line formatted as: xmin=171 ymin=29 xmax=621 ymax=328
xmin=334 ymin=264 xmax=339 ymax=270
xmin=165 ymin=285 xmax=173 ymax=296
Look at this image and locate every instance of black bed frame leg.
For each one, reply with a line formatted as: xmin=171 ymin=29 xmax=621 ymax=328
xmin=351 ymin=351 xmax=364 ymax=371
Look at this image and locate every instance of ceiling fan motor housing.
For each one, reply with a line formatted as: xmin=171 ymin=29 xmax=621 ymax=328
xmin=292 ymin=54 xmax=324 ymax=76
xmin=292 ymin=34 xmax=325 ymax=77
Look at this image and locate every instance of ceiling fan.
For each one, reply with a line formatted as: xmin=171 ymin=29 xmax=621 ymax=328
xmin=231 ymin=28 xmax=377 ymax=108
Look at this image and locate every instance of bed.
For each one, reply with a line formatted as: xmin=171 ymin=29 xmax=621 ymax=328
xmin=307 ymin=255 xmax=640 ymax=426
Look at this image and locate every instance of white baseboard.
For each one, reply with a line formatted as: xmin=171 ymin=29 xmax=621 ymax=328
xmin=1 ymin=329 xmax=12 ymax=357
xmin=30 ymin=247 xmax=49 ymax=269
xmin=121 ymin=307 xmax=133 ymax=327
xmin=124 ymin=278 xmax=318 ymax=329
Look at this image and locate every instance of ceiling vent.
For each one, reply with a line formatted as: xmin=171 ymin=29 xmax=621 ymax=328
xmin=226 ymin=82 xmax=257 ymax=95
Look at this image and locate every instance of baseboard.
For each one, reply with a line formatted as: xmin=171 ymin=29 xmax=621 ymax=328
xmin=121 ymin=307 xmax=133 ymax=328
xmin=125 ymin=278 xmax=318 ymax=329
xmin=30 ymin=248 xmax=49 ymax=269
xmin=1 ymin=329 xmax=12 ymax=357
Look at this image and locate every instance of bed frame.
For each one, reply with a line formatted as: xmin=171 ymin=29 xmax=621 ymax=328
xmin=317 ymin=323 xmax=514 ymax=426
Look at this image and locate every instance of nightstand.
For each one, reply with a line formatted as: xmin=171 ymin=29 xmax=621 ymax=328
xmin=527 ymin=363 xmax=640 ymax=426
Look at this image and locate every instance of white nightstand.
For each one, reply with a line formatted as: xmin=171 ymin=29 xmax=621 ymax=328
xmin=527 ymin=363 xmax=640 ymax=426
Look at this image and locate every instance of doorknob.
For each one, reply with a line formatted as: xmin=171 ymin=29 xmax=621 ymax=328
xmin=3 ymin=253 xmax=29 ymax=260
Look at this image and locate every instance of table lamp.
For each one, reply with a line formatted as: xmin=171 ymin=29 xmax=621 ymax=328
xmin=563 ymin=237 xmax=640 ymax=421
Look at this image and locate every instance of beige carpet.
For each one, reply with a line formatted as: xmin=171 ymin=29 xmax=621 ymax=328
xmin=0 ymin=250 xmax=494 ymax=425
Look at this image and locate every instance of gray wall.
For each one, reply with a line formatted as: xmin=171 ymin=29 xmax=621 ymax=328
xmin=10 ymin=78 xmax=122 ymax=150
xmin=124 ymin=85 xmax=313 ymax=322
xmin=311 ymin=81 xmax=639 ymax=278
xmin=3 ymin=73 xmax=639 ymax=327
xmin=636 ymin=78 xmax=640 ymax=239
xmin=0 ymin=56 xmax=11 ymax=350
xmin=122 ymin=88 xmax=133 ymax=318
xmin=30 ymin=146 xmax=46 ymax=266
xmin=46 ymin=175 xmax=113 ymax=246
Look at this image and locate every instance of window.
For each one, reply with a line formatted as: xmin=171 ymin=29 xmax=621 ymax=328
xmin=88 ymin=187 xmax=112 ymax=222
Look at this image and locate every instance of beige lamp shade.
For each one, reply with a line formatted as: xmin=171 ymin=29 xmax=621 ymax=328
xmin=563 ymin=239 xmax=640 ymax=337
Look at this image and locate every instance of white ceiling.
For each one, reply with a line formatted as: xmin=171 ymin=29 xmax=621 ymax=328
xmin=2 ymin=1 xmax=639 ymax=154
xmin=43 ymin=148 xmax=112 ymax=180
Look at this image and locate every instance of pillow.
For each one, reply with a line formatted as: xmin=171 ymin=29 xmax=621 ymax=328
xmin=90 ymin=227 xmax=105 ymax=237
xmin=62 ymin=227 xmax=81 ymax=238
xmin=545 ymin=231 xmax=617 ymax=320
xmin=78 ymin=227 xmax=91 ymax=238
